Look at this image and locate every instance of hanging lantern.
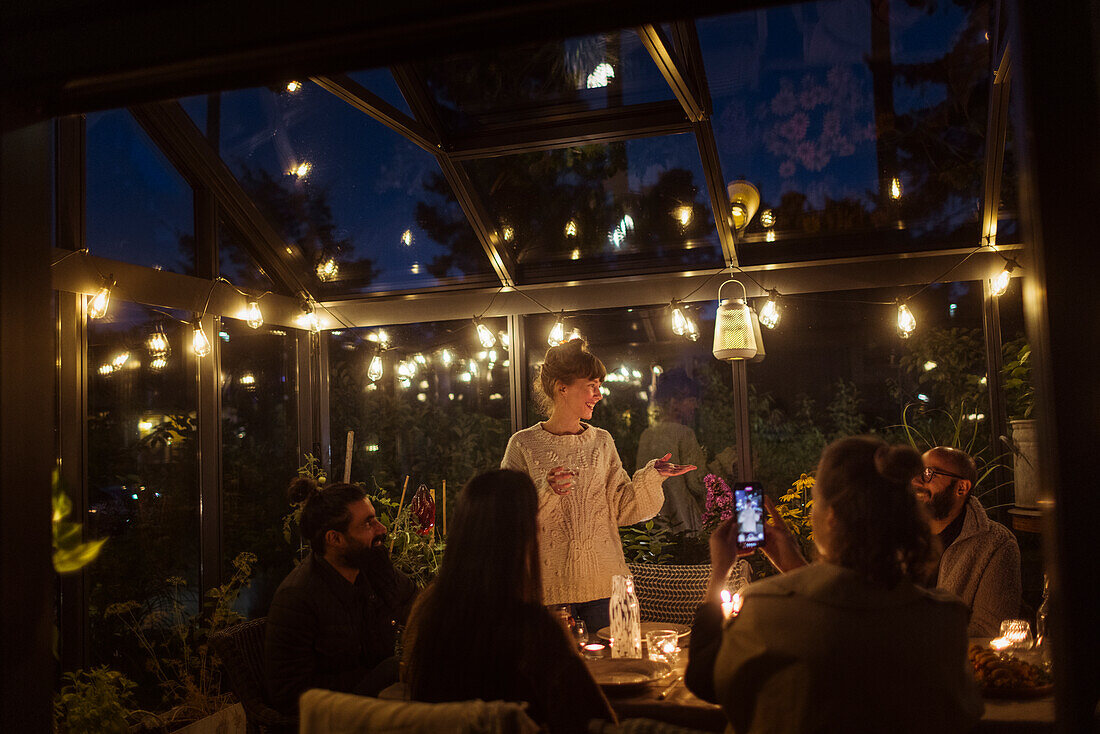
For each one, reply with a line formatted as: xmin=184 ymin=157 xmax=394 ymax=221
xmin=713 ymin=280 xmax=762 ymax=361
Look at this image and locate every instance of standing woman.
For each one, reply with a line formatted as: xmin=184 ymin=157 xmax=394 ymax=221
xmin=502 ymin=338 xmax=696 ymax=630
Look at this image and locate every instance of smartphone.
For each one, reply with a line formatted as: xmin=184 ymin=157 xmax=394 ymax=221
xmin=734 ymin=482 xmax=765 ymax=549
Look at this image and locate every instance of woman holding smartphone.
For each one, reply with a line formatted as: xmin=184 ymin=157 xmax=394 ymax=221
xmin=501 ymin=338 xmax=696 ymax=631
xmin=686 ymin=435 xmax=981 ymax=733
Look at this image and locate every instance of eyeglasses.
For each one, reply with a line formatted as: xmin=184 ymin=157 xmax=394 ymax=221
xmin=920 ymin=466 xmax=966 ymax=483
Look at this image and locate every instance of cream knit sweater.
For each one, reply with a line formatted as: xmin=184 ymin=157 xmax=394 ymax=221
xmin=501 ymin=423 xmax=665 ymax=605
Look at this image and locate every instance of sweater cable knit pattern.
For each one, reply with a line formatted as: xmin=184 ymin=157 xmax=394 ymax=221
xmin=501 ymin=423 xmax=665 ymax=605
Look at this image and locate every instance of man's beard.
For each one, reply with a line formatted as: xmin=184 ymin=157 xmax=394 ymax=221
xmin=342 ymin=536 xmax=389 ymax=569
xmin=929 ymin=483 xmax=958 ymax=521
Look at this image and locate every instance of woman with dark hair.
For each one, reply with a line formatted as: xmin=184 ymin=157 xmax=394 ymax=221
xmin=501 ymin=338 xmax=696 ymax=630
xmin=685 ymin=436 xmax=983 ymax=733
xmin=403 ymin=469 xmax=614 ymax=732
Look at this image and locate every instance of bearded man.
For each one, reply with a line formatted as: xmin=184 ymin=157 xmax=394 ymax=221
xmin=265 ymin=480 xmax=416 ymax=716
xmin=913 ymin=446 xmax=1021 ymax=637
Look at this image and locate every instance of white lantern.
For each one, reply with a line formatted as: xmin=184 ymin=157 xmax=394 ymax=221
xmin=713 ymin=280 xmax=762 ymax=361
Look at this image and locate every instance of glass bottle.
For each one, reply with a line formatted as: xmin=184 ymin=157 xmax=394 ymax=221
xmin=1036 ymin=574 xmax=1050 ymax=646
xmin=610 ymin=574 xmax=641 ymax=659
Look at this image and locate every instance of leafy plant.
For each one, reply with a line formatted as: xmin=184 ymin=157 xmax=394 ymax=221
xmin=620 ymin=519 xmax=676 ymax=564
xmin=1002 ymin=337 xmax=1034 ymax=421
xmin=52 ymin=467 xmax=107 ymax=574
xmin=775 ymin=472 xmax=815 ymax=559
xmin=53 ymin=666 xmax=159 ymax=734
xmin=103 ymin=551 xmax=256 ymax=726
xmin=367 ymin=489 xmax=445 ymax=589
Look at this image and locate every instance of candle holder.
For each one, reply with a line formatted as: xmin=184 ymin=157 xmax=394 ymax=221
xmin=645 ymin=629 xmax=680 ymax=667
xmin=996 ymin=619 xmax=1034 ymax=652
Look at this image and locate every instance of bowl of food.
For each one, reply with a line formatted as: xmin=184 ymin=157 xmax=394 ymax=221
xmin=968 ymin=644 xmax=1053 ymax=698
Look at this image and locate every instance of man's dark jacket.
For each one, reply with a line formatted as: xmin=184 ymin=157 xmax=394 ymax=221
xmin=264 ymin=551 xmax=416 ymax=714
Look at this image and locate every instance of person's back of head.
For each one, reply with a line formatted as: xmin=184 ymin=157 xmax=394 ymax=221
xmin=813 ymin=436 xmax=934 ymax=587
xmin=405 ymin=470 xmax=543 ymax=699
xmin=288 ymin=477 xmax=367 ymax=555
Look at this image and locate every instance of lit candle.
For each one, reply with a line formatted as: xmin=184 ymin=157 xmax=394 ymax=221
xmin=990 ymin=637 xmax=1011 ymax=651
xmin=720 ymin=590 xmax=744 ymax=618
xmin=583 ymin=642 xmax=606 ymax=658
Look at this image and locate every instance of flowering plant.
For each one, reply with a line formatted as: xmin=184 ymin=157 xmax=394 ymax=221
xmin=702 ymin=473 xmax=735 ymax=532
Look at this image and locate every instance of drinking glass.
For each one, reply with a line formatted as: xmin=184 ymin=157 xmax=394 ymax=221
xmin=573 ymin=619 xmax=588 ymax=648
xmin=645 ymin=629 xmax=680 ymax=667
xmin=999 ymin=619 xmax=1034 ymax=651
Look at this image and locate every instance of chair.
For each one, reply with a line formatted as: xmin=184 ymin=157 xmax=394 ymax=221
xmin=627 ymin=564 xmax=712 ymax=626
xmin=209 ymin=617 xmax=297 ymax=734
xmin=299 ymin=688 xmax=541 ymax=734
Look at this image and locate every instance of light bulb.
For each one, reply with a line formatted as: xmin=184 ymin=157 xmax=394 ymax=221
xmin=111 ymin=352 xmax=130 ymax=368
xmin=765 ymin=229 xmax=776 ymax=242
xmin=671 ymin=303 xmax=695 ymax=338
xmin=548 ymin=317 xmax=566 ymax=347
xmin=474 ymin=318 xmax=496 ymax=348
xmin=499 ymin=331 xmax=510 ymax=349
xmin=246 ymin=299 xmax=263 ymax=329
xmin=240 ymin=372 xmax=256 ymax=387
xmin=760 ymin=209 xmax=775 ymax=228
xmin=674 ymin=205 xmax=693 ymax=227
xmin=147 ymin=328 xmax=170 ymax=358
xmin=565 ymin=220 xmax=578 ymax=238
xmin=897 ymin=302 xmax=916 ymax=338
xmin=88 ymin=277 xmax=114 ymax=319
xmin=759 ymin=296 xmax=781 ymax=329
xmin=468 ymin=361 xmax=479 ymax=378
xmin=991 ymin=260 xmax=1016 ymax=297
xmin=368 ymin=354 xmax=384 ymax=382
xmin=286 ymin=80 xmax=302 ymax=93
xmin=192 ymin=320 xmax=211 ymax=357
xmin=890 ymin=177 xmax=902 ymax=200
xmin=150 ymin=357 xmax=167 ymax=371
xmin=502 ymin=226 xmax=514 ymax=242
xmin=290 ymin=161 xmax=311 ymax=178
xmin=401 ymin=229 xmax=413 ymax=246
xmin=441 ymin=349 xmax=453 ymax=367
xmin=298 ymin=303 xmax=320 ymax=333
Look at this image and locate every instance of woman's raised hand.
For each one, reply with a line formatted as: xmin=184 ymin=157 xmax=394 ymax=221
xmin=546 ymin=466 xmax=577 ymax=495
xmin=654 ymin=452 xmax=697 ymax=478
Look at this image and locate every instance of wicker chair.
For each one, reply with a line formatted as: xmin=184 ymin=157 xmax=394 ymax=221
xmin=209 ymin=617 xmax=297 ymax=734
xmin=627 ymin=563 xmax=712 ymax=626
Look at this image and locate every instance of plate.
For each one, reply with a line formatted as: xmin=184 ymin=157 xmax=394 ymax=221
xmin=596 ymin=622 xmax=691 ymax=644
xmin=584 ymin=658 xmax=672 ymax=694
xmin=981 ymin=683 xmax=1054 ymax=700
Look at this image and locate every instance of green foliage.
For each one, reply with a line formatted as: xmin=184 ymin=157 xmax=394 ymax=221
xmin=620 ymin=519 xmax=676 ymax=565
xmin=53 ymin=468 xmax=107 ymax=574
xmin=775 ymin=473 xmax=815 ymax=559
xmin=1002 ymin=337 xmax=1034 ymax=420
xmin=364 ymin=490 xmax=445 ymax=589
xmin=53 ymin=667 xmax=147 ymax=734
xmin=898 ymin=327 xmax=987 ymax=411
xmin=103 ymin=552 xmax=256 ymax=725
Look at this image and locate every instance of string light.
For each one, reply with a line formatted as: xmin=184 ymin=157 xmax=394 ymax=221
xmin=759 ymin=291 xmax=781 ymax=329
xmin=290 ymin=161 xmax=311 ymax=179
xmin=150 ymin=357 xmax=167 ymax=371
xmin=146 ymin=326 xmax=171 ymax=358
xmin=286 ymin=80 xmax=303 ymax=93
xmin=760 ymin=209 xmax=775 ymax=228
xmin=896 ymin=301 xmax=916 ymax=338
xmin=991 ymin=258 xmax=1018 ymax=297
xmin=298 ymin=301 xmax=320 ymax=333
xmin=111 ymin=352 xmax=130 ymax=369
xmin=245 ymin=298 xmax=263 ymax=329
xmin=548 ymin=313 xmax=566 ymax=347
xmin=473 ymin=316 xmax=496 ymax=348
xmin=674 ymin=205 xmax=694 ymax=227
xmin=402 ymin=229 xmax=413 ymax=246
xmin=367 ymin=352 xmax=384 ymax=382
xmin=191 ymin=320 xmax=212 ymax=357
xmin=502 ymin=226 xmax=515 ymax=242
xmin=565 ymin=220 xmax=578 ymax=238
xmin=670 ymin=301 xmax=699 ymax=341
xmin=499 ymin=331 xmax=510 ymax=349
xmin=441 ymin=349 xmax=453 ymax=367
xmin=88 ymin=276 xmax=115 ymax=319
xmin=890 ymin=177 xmax=903 ymax=200
xmin=765 ymin=230 xmax=776 ymax=242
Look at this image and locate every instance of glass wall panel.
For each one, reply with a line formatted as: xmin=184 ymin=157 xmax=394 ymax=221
xmin=220 ymin=319 xmax=299 ymax=618
xmin=745 ymin=281 xmax=992 ymax=497
xmin=466 ymin=135 xmax=723 ymax=281
xmin=346 ymin=68 xmax=415 ymax=118
xmin=86 ymin=110 xmax=196 ymax=274
xmin=523 ymin=306 xmax=736 ymax=543
xmin=328 ymin=318 xmax=511 ymax=515
xmin=212 ymin=83 xmax=497 ymax=295
xmin=418 ymin=29 xmax=673 ymax=133
xmin=85 ymin=302 xmax=200 ymax=692
xmin=698 ymin=0 xmax=990 ymax=263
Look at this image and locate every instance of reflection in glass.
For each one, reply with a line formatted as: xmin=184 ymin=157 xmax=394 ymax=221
xmin=329 ymin=318 xmax=511 ymax=517
xmin=465 ymin=135 xmax=722 ymax=280
xmin=418 ymin=30 xmax=673 ymax=132
xmin=86 ymin=110 xmax=195 ymax=274
xmin=212 ymin=83 xmax=495 ymax=295
xmin=86 ymin=303 xmax=199 ymax=684
xmin=698 ymin=0 xmax=990 ymax=262
xmin=220 ymin=320 xmax=299 ymax=618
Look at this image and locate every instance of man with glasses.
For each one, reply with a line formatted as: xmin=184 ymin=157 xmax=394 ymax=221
xmin=913 ymin=446 xmax=1021 ymax=637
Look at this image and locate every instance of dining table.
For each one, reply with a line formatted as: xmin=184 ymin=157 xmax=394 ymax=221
xmin=591 ymin=650 xmax=1055 ymax=733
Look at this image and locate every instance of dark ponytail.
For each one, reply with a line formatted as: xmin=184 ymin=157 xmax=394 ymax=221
xmin=814 ymin=436 xmax=934 ymax=587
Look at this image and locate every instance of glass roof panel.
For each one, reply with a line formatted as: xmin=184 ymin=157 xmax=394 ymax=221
xmin=699 ymin=0 xmax=990 ymax=264
xmin=345 ymin=67 xmax=414 ymax=118
xmin=417 ymin=29 xmax=673 ymax=132
xmin=86 ymin=110 xmax=195 ymax=275
xmin=219 ymin=218 xmax=277 ymax=293
xmin=213 ymin=81 xmax=498 ymax=295
xmin=464 ymin=134 xmax=724 ymax=282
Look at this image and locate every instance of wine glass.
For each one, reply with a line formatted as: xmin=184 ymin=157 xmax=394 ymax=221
xmin=572 ymin=618 xmax=588 ymax=648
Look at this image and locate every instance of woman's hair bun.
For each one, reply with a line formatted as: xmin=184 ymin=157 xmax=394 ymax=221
xmin=288 ymin=476 xmax=320 ymax=504
xmin=873 ymin=444 xmax=923 ymax=485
